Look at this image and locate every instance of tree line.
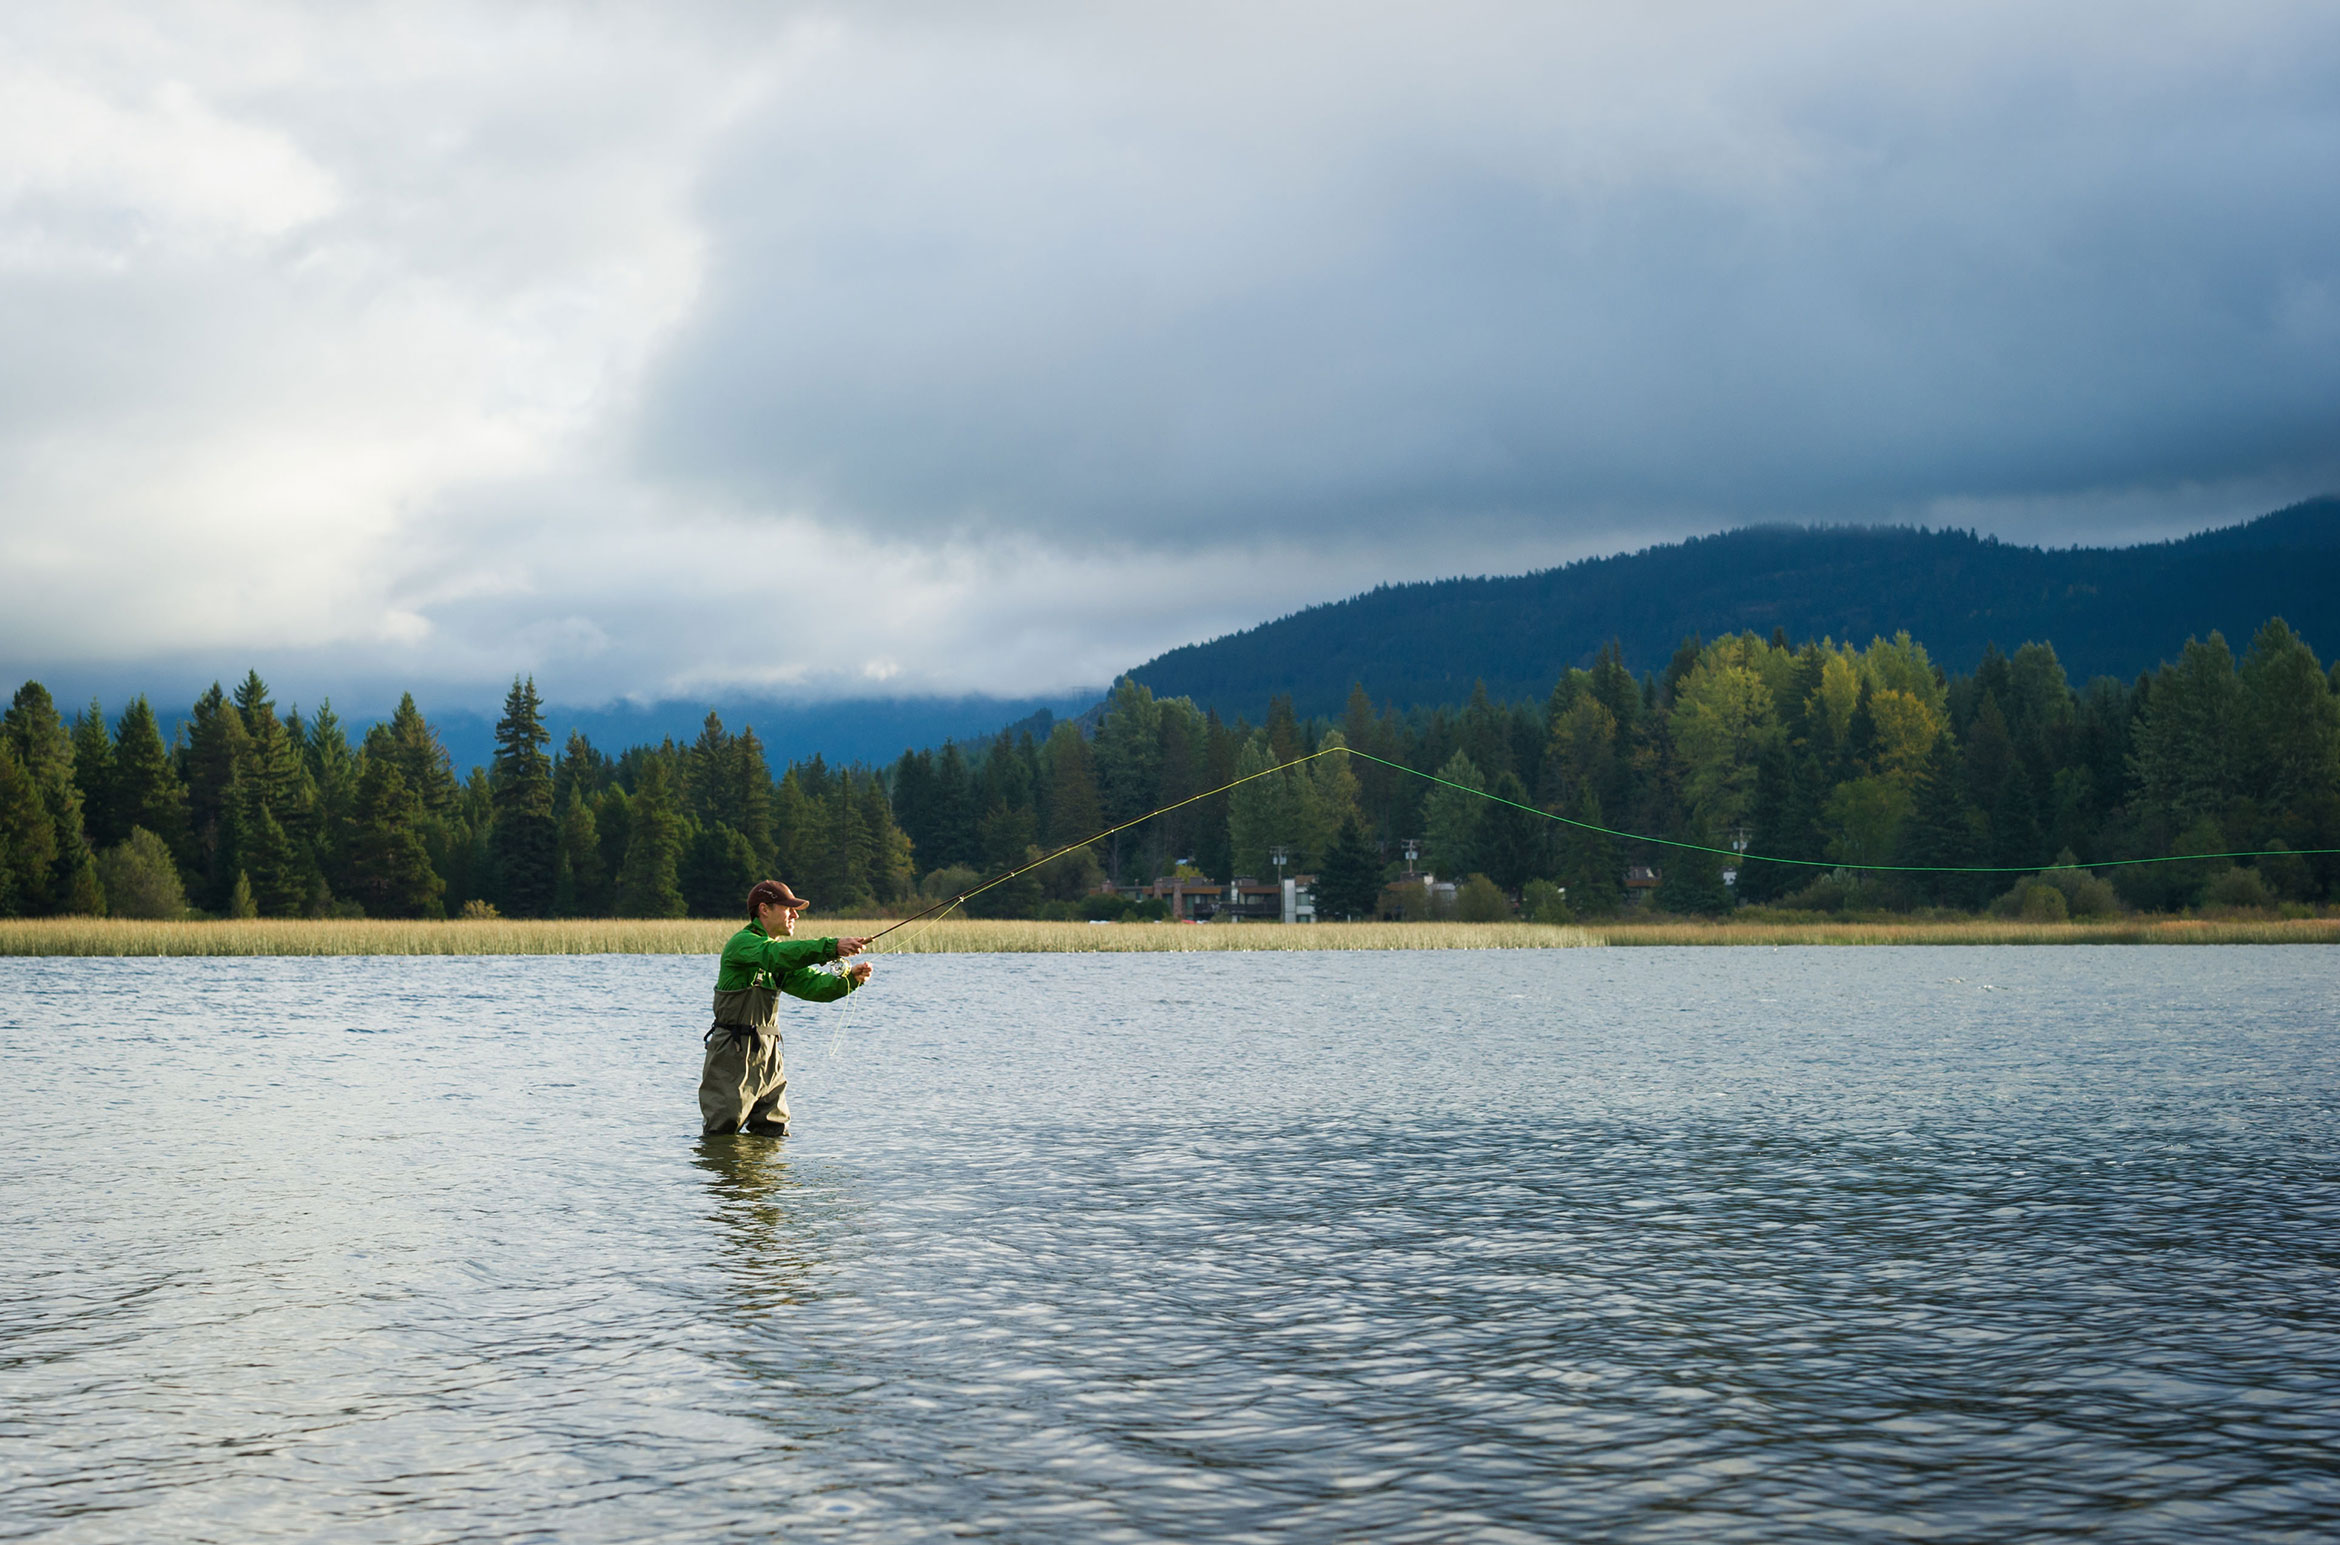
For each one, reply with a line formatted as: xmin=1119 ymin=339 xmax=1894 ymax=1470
xmin=897 ymin=614 xmax=2340 ymax=920
xmin=4 ymin=614 xmax=2336 ymax=922
xmin=0 ymin=675 xmax=911 ymax=920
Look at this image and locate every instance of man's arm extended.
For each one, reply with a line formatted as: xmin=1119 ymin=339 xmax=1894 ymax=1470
xmin=734 ymin=933 xmax=840 ymax=975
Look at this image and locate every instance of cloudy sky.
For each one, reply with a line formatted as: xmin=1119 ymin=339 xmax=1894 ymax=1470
xmin=4 ymin=0 xmax=2336 ymax=717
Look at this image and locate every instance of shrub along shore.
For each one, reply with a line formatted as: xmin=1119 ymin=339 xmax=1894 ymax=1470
xmin=3 ymin=914 xmax=2333 ymax=956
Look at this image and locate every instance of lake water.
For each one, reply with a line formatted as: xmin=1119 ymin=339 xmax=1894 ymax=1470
xmin=2 ymin=947 xmax=2336 ymax=1543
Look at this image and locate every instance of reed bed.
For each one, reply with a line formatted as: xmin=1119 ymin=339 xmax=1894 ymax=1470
xmin=860 ymin=920 xmax=1602 ymax=953
xmin=0 ymin=917 xmax=1600 ymax=956
xmin=1594 ymin=916 xmax=2340 ymax=947
xmin=0 ymin=917 xmax=741 ymax=957
xmin=2 ymin=914 xmax=2331 ymax=957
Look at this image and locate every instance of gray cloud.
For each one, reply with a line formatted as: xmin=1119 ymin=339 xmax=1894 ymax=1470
xmin=644 ymin=1 xmax=2340 ymax=544
xmin=3 ymin=1 xmax=2337 ymax=716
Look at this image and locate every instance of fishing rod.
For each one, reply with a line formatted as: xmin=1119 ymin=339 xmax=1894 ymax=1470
xmin=862 ymin=744 xmax=2339 ymax=947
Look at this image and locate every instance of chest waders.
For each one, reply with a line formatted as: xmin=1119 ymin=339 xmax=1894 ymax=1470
xmin=700 ymin=984 xmax=791 ymax=1137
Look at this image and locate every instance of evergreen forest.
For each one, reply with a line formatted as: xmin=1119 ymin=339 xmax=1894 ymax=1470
xmin=1131 ymin=498 xmax=2340 ymax=720
xmin=6 ymin=614 xmax=2339 ymax=924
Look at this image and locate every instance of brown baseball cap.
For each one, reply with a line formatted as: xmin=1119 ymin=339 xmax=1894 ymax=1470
xmin=746 ymin=880 xmax=811 ymax=915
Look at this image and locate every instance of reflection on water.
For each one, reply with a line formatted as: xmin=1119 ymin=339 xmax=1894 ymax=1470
xmin=691 ymin=1134 xmax=830 ymax=1314
xmin=2 ymin=947 xmax=2337 ymax=1543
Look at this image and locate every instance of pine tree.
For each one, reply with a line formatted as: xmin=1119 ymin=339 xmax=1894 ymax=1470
xmin=770 ymin=767 xmax=820 ymax=889
xmin=181 ymin=684 xmax=250 ymax=910
xmin=682 ymin=711 xmax=735 ymax=833
xmin=1554 ymin=784 xmax=1622 ymax=915
xmin=376 ymin=693 xmax=458 ymax=813
xmin=1042 ymin=721 xmax=1103 ymax=849
xmin=1542 ymin=694 xmax=1619 ymax=814
xmin=966 ymin=799 xmax=1041 ymax=917
xmin=230 ymin=678 xmax=313 ymax=848
xmin=4 ymin=683 xmax=99 ymax=914
xmin=306 ymin=701 xmax=360 ymax=901
xmin=828 ymin=773 xmax=880 ymax=911
xmin=1194 ymin=709 xmax=1239 ymax=882
xmin=1134 ymin=697 xmax=1208 ymax=881
xmin=1301 ymin=729 xmax=1361 ymax=860
xmin=1094 ymin=679 xmax=1165 ymax=879
xmin=223 ymin=675 xmax=317 ymax=915
xmin=1735 ymin=739 xmax=1799 ymax=903
xmin=928 ymin=742 xmax=979 ymax=870
xmin=889 ymin=748 xmax=937 ymax=871
xmin=229 ymin=783 xmax=301 ymax=916
xmin=1897 ymin=733 xmax=1988 ymax=908
xmin=438 ymin=767 xmax=496 ymax=911
xmin=1314 ymin=815 xmax=1384 ymax=920
xmin=978 ymin=736 xmax=1034 ymax=825
xmin=111 ymin=697 xmax=190 ymax=873
xmin=552 ymin=785 xmax=605 ymax=916
xmin=1458 ymin=680 xmax=1514 ymax=780
xmin=489 ymin=677 xmax=557 ymax=917
xmin=553 ymin=729 xmax=608 ymax=812
xmin=1225 ymin=736 xmax=1285 ymax=879
xmin=2072 ymin=677 xmax=2135 ymax=814
xmin=1477 ymin=769 xmax=1545 ymax=892
xmin=1964 ymin=691 xmax=2016 ymax=826
xmin=777 ymin=760 xmax=878 ymax=913
xmin=682 ymin=822 xmax=760 ymax=917
xmin=1421 ymin=749 xmax=1486 ymax=881
xmin=1341 ymin=682 xmax=1397 ymax=830
xmin=614 ymin=758 xmax=686 ymax=917
xmin=728 ymin=728 xmax=776 ymax=870
xmin=71 ymin=701 xmax=121 ymax=849
xmin=1264 ymin=693 xmax=1304 ymax=763
xmin=1590 ymin=640 xmax=1641 ymax=738
xmin=2240 ymin=618 xmax=2340 ymax=814
xmin=0 ymin=738 xmax=57 ymax=917
xmin=592 ymin=784 xmax=631 ymax=901
xmin=858 ymin=774 xmax=916 ymax=901
xmin=2128 ymin=634 xmax=2242 ymax=835
xmin=1987 ymin=765 xmax=2044 ymax=872
xmin=1655 ymin=836 xmax=1730 ymax=915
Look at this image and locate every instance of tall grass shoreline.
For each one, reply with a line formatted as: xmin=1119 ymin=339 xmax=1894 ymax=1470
xmin=2 ymin=915 xmax=2334 ymax=956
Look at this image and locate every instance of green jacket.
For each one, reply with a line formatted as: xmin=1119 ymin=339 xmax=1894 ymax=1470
xmin=711 ymin=922 xmax=856 ymax=1031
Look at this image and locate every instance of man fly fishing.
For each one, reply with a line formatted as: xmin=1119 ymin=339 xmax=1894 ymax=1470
xmin=701 ymin=880 xmax=872 ymax=1137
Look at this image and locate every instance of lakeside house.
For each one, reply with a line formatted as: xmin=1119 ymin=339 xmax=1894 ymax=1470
xmin=1102 ymin=874 xmax=1222 ymax=921
xmin=1215 ymin=876 xmax=1317 ymax=923
xmin=1099 ymin=874 xmax=1318 ymax=922
xmin=1625 ymin=865 xmax=1661 ymax=906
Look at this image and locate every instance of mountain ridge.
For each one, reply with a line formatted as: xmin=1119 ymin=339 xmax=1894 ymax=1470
xmin=1127 ymin=498 xmax=2340 ymax=719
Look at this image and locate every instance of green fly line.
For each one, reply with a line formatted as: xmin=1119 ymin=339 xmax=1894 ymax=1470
xmin=862 ymin=745 xmax=2335 ymax=953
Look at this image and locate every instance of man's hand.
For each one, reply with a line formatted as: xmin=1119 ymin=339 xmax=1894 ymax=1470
xmin=846 ymin=961 xmax=874 ymax=986
xmin=835 ymin=936 xmax=871 ymax=957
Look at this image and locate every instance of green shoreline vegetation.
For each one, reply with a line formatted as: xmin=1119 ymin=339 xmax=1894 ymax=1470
xmin=4 ymin=914 xmax=2335 ymax=956
xmin=4 ymin=613 xmax=2337 ymax=940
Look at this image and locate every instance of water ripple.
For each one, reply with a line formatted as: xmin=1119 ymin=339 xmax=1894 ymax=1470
xmin=2 ymin=947 xmax=2336 ymax=1542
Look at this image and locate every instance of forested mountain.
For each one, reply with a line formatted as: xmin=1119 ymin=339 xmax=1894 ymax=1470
xmin=11 ymin=605 xmax=2339 ymax=924
xmin=9 ymin=502 xmax=2340 ymax=925
xmin=1130 ymin=498 xmax=2340 ymax=720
